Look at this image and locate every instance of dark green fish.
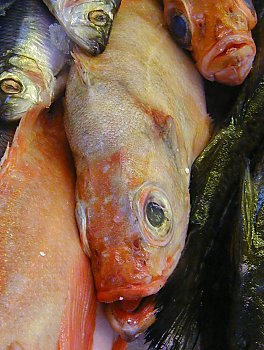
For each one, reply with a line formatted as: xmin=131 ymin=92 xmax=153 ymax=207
xmin=227 ymin=155 xmax=264 ymax=350
xmin=42 ymin=0 xmax=121 ymax=55
xmin=0 ymin=0 xmax=68 ymax=121
xmin=146 ymin=2 xmax=264 ymax=349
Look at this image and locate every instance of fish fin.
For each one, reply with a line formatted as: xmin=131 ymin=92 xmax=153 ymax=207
xmin=71 ymin=46 xmax=95 ymax=86
xmin=0 ymin=103 xmax=47 ymax=176
xmin=146 ymin=288 xmax=200 ymax=350
xmin=111 ymin=336 xmax=128 ymax=350
xmin=58 ymin=252 xmax=96 ymax=350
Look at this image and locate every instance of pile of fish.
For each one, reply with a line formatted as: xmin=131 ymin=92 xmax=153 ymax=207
xmin=0 ymin=0 xmax=263 ymax=349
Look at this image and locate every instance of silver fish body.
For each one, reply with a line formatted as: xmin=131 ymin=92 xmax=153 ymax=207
xmin=0 ymin=0 xmax=68 ymax=121
xmin=42 ymin=0 xmax=121 ymax=55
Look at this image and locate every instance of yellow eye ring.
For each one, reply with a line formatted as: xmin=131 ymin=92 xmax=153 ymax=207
xmin=88 ymin=10 xmax=108 ymax=26
xmin=0 ymin=78 xmax=23 ymax=95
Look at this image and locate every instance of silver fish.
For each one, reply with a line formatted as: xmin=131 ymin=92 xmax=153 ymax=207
xmin=42 ymin=0 xmax=121 ymax=55
xmin=0 ymin=0 xmax=68 ymax=121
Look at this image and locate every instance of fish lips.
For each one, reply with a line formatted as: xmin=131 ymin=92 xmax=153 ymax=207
xmin=198 ymin=34 xmax=256 ymax=85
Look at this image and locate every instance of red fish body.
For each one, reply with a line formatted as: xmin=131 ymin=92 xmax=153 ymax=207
xmin=65 ymin=0 xmax=211 ymax=341
xmin=0 ymin=104 xmax=99 ymax=349
xmin=164 ymin=0 xmax=257 ymax=85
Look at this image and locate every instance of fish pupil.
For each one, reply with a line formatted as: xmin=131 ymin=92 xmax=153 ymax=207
xmin=171 ymin=15 xmax=187 ymax=39
xmin=146 ymin=202 xmax=165 ymax=228
xmin=88 ymin=10 xmax=108 ymax=26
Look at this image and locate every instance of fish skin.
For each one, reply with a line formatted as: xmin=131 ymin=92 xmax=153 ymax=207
xmin=164 ymin=0 xmax=257 ymax=85
xmin=64 ymin=0 xmax=211 ymax=339
xmin=227 ymin=157 xmax=264 ymax=350
xmin=0 ymin=0 xmax=68 ymax=122
xmin=146 ymin=3 xmax=264 ymax=349
xmin=0 ymin=0 xmax=16 ymax=15
xmin=0 ymin=103 xmax=97 ymax=349
xmin=42 ymin=0 xmax=121 ymax=55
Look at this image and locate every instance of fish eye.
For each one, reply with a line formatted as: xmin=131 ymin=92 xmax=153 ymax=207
xmin=169 ymin=13 xmax=192 ymax=49
xmin=146 ymin=201 xmax=165 ymax=228
xmin=0 ymin=78 xmax=23 ymax=95
xmin=134 ymin=183 xmax=174 ymax=247
xmin=88 ymin=9 xmax=109 ymax=26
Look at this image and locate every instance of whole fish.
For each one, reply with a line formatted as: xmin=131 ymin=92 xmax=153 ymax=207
xmin=0 ymin=103 xmax=96 ymax=349
xmin=227 ymin=156 xmax=264 ymax=350
xmin=42 ymin=0 xmax=121 ymax=55
xmin=0 ymin=0 xmax=68 ymax=122
xmin=163 ymin=0 xmax=257 ymax=85
xmin=146 ymin=2 xmax=264 ymax=348
xmin=64 ymin=0 xmax=211 ymax=341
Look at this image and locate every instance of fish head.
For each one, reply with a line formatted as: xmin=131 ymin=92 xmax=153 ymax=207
xmin=62 ymin=0 xmax=121 ymax=55
xmin=75 ymin=111 xmax=190 ymax=306
xmin=0 ymin=56 xmax=51 ymax=121
xmin=165 ymin=0 xmax=257 ymax=85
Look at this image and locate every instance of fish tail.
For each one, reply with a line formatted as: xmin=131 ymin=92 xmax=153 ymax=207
xmin=111 ymin=336 xmax=128 ymax=350
xmin=58 ymin=252 xmax=96 ymax=350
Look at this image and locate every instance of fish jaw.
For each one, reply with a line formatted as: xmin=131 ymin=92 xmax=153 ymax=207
xmin=52 ymin=1 xmax=121 ymax=55
xmin=197 ymin=34 xmax=256 ymax=86
xmin=105 ymin=297 xmax=156 ymax=342
xmin=75 ymin=146 xmax=189 ymax=304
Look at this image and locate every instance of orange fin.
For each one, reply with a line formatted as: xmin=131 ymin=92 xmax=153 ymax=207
xmin=112 ymin=336 xmax=128 ymax=350
xmin=58 ymin=253 xmax=96 ymax=350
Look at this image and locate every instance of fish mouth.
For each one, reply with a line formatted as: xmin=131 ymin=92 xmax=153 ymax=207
xmin=198 ymin=34 xmax=256 ymax=85
xmin=97 ymin=277 xmax=167 ymax=303
xmin=105 ymin=296 xmax=156 ymax=342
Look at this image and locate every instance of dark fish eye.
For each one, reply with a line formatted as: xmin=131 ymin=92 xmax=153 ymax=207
xmin=146 ymin=201 xmax=166 ymax=228
xmin=88 ymin=10 xmax=108 ymax=26
xmin=0 ymin=78 xmax=23 ymax=94
xmin=169 ymin=13 xmax=191 ymax=49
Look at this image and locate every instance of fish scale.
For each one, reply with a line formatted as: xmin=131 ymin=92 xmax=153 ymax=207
xmin=0 ymin=0 xmax=68 ymax=122
xmin=0 ymin=0 xmax=64 ymax=75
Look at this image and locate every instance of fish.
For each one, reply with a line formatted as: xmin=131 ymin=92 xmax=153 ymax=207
xmin=146 ymin=2 xmax=264 ymax=348
xmin=226 ymin=154 xmax=264 ymax=350
xmin=163 ymin=0 xmax=257 ymax=85
xmin=0 ymin=0 xmax=68 ymax=122
xmin=0 ymin=102 xmax=97 ymax=349
xmin=64 ymin=0 xmax=211 ymax=341
xmin=42 ymin=0 xmax=121 ymax=55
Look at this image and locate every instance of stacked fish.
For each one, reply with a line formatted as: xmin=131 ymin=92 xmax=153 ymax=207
xmin=0 ymin=0 xmax=263 ymax=350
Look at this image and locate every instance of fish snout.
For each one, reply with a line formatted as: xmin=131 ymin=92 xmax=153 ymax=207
xmin=198 ymin=34 xmax=256 ymax=85
xmin=105 ymin=297 xmax=156 ymax=342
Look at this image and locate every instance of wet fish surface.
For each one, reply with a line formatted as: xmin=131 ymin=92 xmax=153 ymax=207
xmin=163 ymin=0 xmax=257 ymax=85
xmin=146 ymin=1 xmax=264 ymax=348
xmin=64 ymin=0 xmax=211 ymax=341
xmin=42 ymin=0 xmax=121 ymax=55
xmin=226 ymin=154 xmax=264 ymax=350
xmin=0 ymin=103 xmax=96 ymax=349
xmin=0 ymin=0 xmax=68 ymax=121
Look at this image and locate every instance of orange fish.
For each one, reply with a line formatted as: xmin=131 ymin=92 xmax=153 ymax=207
xmin=164 ymin=0 xmax=257 ymax=85
xmin=0 ymin=103 xmax=99 ymax=349
xmin=64 ymin=0 xmax=211 ymax=341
